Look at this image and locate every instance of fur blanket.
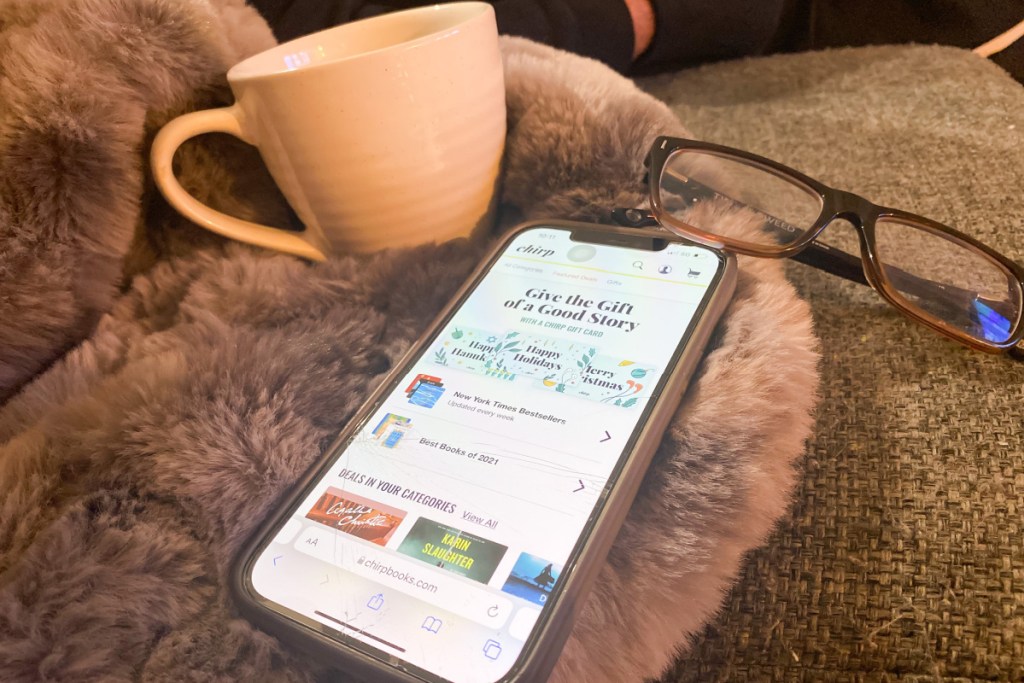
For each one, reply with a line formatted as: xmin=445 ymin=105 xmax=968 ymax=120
xmin=0 ymin=1 xmax=820 ymax=681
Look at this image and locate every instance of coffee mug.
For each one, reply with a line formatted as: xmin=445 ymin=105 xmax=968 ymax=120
xmin=151 ymin=3 xmax=506 ymax=261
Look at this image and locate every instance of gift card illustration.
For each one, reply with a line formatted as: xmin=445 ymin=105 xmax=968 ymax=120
xmin=371 ymin=413 xmax=412 ymax=448
xmin=430 ymin=327 xmax=518 ymax=380
xmin=397 ymin=517 xmax=507 ymax=584
xmin=405 ymin=374 xmax=445 ymax=408
xmin=545 ymin=355 xmax=656 ymax=407
xmin=305 ymin=488 xmax=406 ymax=546
xmin=432 ymin=327 xmax=656 ymax=407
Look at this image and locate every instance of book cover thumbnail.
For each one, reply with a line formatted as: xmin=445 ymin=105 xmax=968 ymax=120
xmin=397 ymin=517 xmax=507 ymax=583
xmin=305 ymin=487 xmax=406 ymax=546
xmin=501 ymin=552 xmax=563 ymax=606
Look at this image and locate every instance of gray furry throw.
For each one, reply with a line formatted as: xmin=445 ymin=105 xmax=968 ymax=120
xmin=0 ymin=1 xmax=820 ymax=681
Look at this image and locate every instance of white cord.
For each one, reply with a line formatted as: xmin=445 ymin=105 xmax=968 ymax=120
xmin=974 ymin=17 xmax=1024 ymax=57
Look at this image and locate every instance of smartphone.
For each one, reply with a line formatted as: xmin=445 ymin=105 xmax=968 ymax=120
xmin=232 ymin=220 xmax=737 ymax=683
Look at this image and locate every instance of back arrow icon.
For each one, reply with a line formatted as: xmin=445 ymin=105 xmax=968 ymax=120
xmin=600 ymin=431 xmax=611 ymax=442
xmin=573 ymin=479 xmax=585 ymax=492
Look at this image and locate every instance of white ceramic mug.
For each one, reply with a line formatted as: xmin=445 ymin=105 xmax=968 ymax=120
xmin=151 ymin=3 xmax=506 ymax=261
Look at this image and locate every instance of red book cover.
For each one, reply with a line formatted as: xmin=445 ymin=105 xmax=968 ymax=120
xmin=404 ymin=373 xmax=442 ymax=394
xmin=305 ymin=487 xmax=407 ymax=546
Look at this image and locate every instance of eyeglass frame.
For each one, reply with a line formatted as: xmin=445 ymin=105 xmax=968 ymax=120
xmin=631 ymin=135 xmax=1024 ymax=357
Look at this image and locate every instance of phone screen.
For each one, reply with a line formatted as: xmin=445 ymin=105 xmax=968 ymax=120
xmin=245 ymin=226 xmax=724 ymax=682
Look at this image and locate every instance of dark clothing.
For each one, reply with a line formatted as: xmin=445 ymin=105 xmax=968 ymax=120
xmin=249 ymin=0 xmax=1024 ymax=81
xmin=633 ymin=0 xmax=786 ymax=74
xmin=793 ymin=0 xmax=1024 ymax=84
xmin=248 ymin=0 xmax=786 ymax=75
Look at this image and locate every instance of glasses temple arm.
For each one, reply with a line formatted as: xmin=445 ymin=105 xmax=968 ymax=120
xmin=790 ymin=242 xmax=868 ymax=286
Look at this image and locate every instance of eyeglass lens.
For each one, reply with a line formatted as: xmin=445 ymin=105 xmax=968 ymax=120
xmin=658 ymin=149 xmax=822 ymax=249
xmin=873 ymin=217 xmax=1022 ymax=344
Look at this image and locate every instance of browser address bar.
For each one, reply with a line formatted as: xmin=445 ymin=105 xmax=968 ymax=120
xmin=294 ymin=525 xmax=513 ymax=629
xmin=502 ymin=253 xmax=709 ymax=287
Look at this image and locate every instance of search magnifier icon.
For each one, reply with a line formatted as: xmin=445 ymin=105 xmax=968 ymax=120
xmin=632 ymin=260 xmax=643 ymax=270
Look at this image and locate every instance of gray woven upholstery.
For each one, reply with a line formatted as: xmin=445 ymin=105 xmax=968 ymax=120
xmin=642 ymin=45 xmax=1024 ymax=681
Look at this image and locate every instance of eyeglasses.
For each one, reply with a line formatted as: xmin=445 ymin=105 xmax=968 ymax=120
xmin=616 ymin=136 xmax=1024 ymax=358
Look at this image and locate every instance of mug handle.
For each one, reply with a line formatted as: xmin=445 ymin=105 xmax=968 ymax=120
xmin=150 ymin=106 xmax=328 ymax=262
